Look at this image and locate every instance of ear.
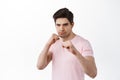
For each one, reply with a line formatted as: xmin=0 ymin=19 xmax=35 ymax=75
xmin=71 ymin=22 xmax=74 ymax=28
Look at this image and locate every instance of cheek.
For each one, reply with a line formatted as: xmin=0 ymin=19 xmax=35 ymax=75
xmin=66 ymin=28 xmax=71 ymax=32
xmin=56 ymin=28 xmax=59 ymax=33
xmin=55 ymin=27 xmax=58 ymax=30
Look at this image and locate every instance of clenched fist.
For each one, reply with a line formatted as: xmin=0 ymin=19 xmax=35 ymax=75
xmin=47 ymin=34 xmax=59 ymax=46
xmin=62 ymin=41 xmax=75 ymax=54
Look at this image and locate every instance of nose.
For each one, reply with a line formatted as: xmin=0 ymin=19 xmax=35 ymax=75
xmin=60 ymin=25 xmax=64 ymax=31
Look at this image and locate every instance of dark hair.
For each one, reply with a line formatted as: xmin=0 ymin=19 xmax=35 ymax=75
xmin=53 ymin=8 xmax=74 ymax=24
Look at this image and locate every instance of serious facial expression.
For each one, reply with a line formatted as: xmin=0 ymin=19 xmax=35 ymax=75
xmin=55 ymin=18 xmax=74 ymax=38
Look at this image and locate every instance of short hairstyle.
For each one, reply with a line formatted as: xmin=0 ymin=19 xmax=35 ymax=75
xmin=53 ymin=8 xmax=74 ymax=24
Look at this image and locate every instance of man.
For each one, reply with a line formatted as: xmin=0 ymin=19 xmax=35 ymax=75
xmin=37 ymin=8 xmax=97 ymax=80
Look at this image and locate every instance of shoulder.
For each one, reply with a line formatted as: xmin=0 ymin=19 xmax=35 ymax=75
xmin=73 ymin=35 xmax=92 ymax=47
xmin=52 ymin=39 xmax=61 ymax=46
xmin=74 ymin=35 xmax=89 ymax=43
xmin=49 ymin=40 xmax=61 ymax=50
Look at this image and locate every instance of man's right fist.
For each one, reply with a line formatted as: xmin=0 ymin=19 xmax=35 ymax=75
xmin=47 ymin=34 xmax=59 ymax=46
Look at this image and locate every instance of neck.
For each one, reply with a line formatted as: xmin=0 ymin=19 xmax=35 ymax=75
xmin=61 ymin=32 xmax=76 ymax=42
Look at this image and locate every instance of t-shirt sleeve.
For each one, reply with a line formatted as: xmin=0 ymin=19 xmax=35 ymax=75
xmin=82 ymin=40 xmax=94 ymax=57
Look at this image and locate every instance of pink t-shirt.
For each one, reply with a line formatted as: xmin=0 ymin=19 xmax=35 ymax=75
xmin=49 ymin=35 xmax=93 ymax=80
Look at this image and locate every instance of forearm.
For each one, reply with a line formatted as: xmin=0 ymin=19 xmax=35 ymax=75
xmin=37 ymin=43 xmax=51 ymax=70
xmin=76 ymin=53 xmax=97 ymax=78
xmin=72 ymin=46 xmax=97 ymax=78
xmin=37 ymin=34 xmax=59 ymax=70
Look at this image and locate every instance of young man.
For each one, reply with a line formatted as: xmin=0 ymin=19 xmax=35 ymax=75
xmin=37 ymin=8 xmax=97 ymax=80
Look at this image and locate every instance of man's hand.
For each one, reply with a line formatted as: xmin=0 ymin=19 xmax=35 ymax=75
xmin=62 ymin=41 xmax=75 ymax=54
xmin=47 ymin=34 xmax=59 ymax=46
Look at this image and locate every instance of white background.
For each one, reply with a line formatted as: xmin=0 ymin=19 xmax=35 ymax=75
xmin=0 ymin=0 xmax=120 ymax=80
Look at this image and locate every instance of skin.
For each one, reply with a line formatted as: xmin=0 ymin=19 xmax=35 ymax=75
xmin=37 ymin=18 xmax=97 ymax=78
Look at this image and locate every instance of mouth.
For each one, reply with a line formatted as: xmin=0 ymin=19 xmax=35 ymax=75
xmin=58 ymin=32 xmax=65 ymax=35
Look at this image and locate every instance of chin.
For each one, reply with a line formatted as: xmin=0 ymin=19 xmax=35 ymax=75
xmin=58 ymin=34 xmax=67 ymax=38
xmin=60 ymin=35 xmax=66 ymax=38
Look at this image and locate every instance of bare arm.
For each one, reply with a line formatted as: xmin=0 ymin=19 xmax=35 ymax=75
xmin=37 ymin=43 xmax=52 ymax=70
xmin=62 ymin=41 xmax=97 ymax=78
xmin=37 ymin=34 xmax=59 ymax=70
xmin=75 ymin=53 xmax=97 ymax=78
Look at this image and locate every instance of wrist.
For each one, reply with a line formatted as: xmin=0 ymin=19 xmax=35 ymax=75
xmin=46 ymin=42 xmax=51 ymax=47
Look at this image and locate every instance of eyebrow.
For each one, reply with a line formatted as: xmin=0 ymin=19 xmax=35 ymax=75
xmin=56 ymin=23 xmax=69 ymax=26
xmin=63 ymin=23 xmax=68 ymax=25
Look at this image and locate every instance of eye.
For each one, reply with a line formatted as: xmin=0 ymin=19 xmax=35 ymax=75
xmin=56 ymin=24 xmax=60 ymax=27
xmin=63 ymin=23 xmax=68 ymax=26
